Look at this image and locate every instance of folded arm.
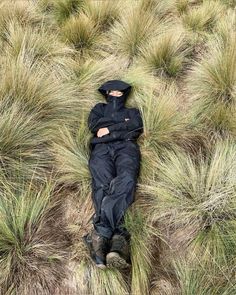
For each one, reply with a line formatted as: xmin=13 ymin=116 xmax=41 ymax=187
xmin=88 ymin=103 xmax=116 ymax=134
xmin=107 ymin=108 xmax=143 ymax=133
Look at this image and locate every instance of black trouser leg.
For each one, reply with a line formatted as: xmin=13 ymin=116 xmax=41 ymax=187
xmin=100 ymin=141 xmax=141 ymax=239
xmin=89 ymin=141 xmax=141 ymax=240
xmin=88 ymin=143 xmax=116 ymax=239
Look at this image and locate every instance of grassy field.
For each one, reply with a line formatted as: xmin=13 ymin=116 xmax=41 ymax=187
xmin=0 ymin=0 xmax=235 ymax=294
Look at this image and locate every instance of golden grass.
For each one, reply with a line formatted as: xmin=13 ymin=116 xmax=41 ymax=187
xmin=125 ymin=209 xmax=154 ymax=295
xmin=138 ymin=29 xmax=189 ymax=77
xmin=60 ymin=12 xmax=101 ymax=55
xmin=51 ymin=0 xmax=86 ymax=24
xmin=108 ymin=5 xmax=169 ymax=59
xmin=51 ymin=123 xmax=91 ymax=187
xmin=0 ymin=178 xmax=71 ymax=294
xmin=83 ymin=0 xmax=122 ymax=31
xmin=0 ymin=0 xmax=235 ymax=293
xmin=2 ymin=22 xmax=75 ymax=63
xmin=187 ymin=30 xmax=236 ymax=141
xmin=182 ymin=1 xmax=225 ymax=33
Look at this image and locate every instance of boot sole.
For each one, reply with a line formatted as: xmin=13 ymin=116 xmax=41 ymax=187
xmin=82 ymin=235 xmax=107 ymax=269
xmin=106 ymin=252 xmax=131 ymax=269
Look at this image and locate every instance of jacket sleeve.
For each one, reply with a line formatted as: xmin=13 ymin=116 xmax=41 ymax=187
xmin=88 ymin=103 xmax=116 ymax=134
xmin=107 ymin=108 xmax=143 ymax=134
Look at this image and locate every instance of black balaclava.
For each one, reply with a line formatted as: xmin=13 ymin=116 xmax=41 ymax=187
xmin=98 ymin=80 xmax=132 ymax=113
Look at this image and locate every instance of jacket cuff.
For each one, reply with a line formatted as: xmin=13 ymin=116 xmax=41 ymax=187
xmin=107 ymin=125 xmax=116 ymax=132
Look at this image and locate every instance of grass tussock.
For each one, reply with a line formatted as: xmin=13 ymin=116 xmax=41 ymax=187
xmin=69 ymin=55 xmax=129 ymax=103
xmin=188 ymin=34 xmax=236 ymax=104
xmin=125 ymin=209 xmax=154 ymax=295
xmin=139 ymin=139 xmax=236 ymax=292
xmin=142 ymin=139 xmax=236 ymax=263
xmin=187 ymin=32 xmax=236 ymax=141
xmin=51 ymin=0 xmax=85 ymax=24
xmin=60 ymin=12 xmax=101 ymax=55
xmin=0 ymin=0 xmax=235 ymax=293
xmin=51 ymin=123 xmax=91 ymax=187
xmin=176 ymin=0 xmax=189 ymax=15
xmin=2 ymin=23 xmax=75 ymax=64
xmin=83 ymin=0 xmax=122 ymax=31
xmin=139 ymin=29 xmax=190 ymax=77
xmin=0 ymin=101 xmax=54 ymax=182
xmin=0 ymin=0 xmax=42 ymax=37
xmin=214 ymin=9 xmax=236 ymax=43
xmin=0 ymin=52 xmax=78 ymax=124
xmin=75 ymin=261 xmax=130 ymax=295
xmin=108 ymin=6 xmax=169 ymax=59
xmin=0 ymin=178 xmax=71 ymax=295
xmin=182 ymin=1 xmax=225 ymax=34
xmin=138 ymin=0 xmax=175 ymax=20
xmin=180 ymin=0 xmax=226 ymax=46
xmin=140 ymin=82 xmax=205 ymax=155
xmin=174 ymin=258 xmax=236 ymax=294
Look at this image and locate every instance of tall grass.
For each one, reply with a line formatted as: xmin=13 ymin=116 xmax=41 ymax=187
xmin=69 ymin=55 xmax=127 ymax=104
xmin=139 ymin=82 xmax=205 ymax=156
xmin=138 ymin=0 xmax=175 ymax=20
xmin=0 ymin=0 xmax=42 ymax=36
xmin=125 ymin=208 xmax=154 ymax=295
xmin=176 ymin=0 xmax=189 ymax=15
xmin=51 ymin=0 xmax=85 ymax=24
xmin=2 ymin=23 xmax=75 ymax=64
xmin=139 ymin=29 xmax=189 ymax=77
xmin=83 ymin=0 xmax=122 ymax=31
xmin=174 ymin=257 xmax=236 ymax=294
xmin=0 ymin=0 xmax=235 ymax=293
xmin=0 ymin=101 xmax=53 ymax=182
xmin=140 ymin=139 xmax=236 ymax=292
xmin=51 ymin=122 xmax=91 ymax=187
xmin=0 ymin=178 xmax=70 ymax=294
xmin=60 ymin=12 xmax=101 ymax=56
xmin=144 ymin=139 xmax=236 ymax=227
xmin=181 ymin=0 xmax=226 ymax=46
xmin=0 ymin=52 xmax=78 ymax=124
xmin=108 ymin=5 xmax=169 ymax=59
xmin=187 ymin=31 xmax=236 ymax=141
xmin=182 ymin=1 xmax=225 ymax=34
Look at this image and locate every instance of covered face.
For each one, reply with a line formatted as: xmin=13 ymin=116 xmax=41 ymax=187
xmin=98 ymin=80 xmax=132 ymax=105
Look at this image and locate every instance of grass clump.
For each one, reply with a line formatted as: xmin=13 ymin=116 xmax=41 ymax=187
xmin=187 ymin=32 xmax=236 ymax=141
xmin=0 ymin=178 xmax=70 ymax=294
xmin=139 ymin=30 xmax=189 ymax=77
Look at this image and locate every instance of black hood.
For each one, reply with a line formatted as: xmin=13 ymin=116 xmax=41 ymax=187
xmin=98 ymin=80 xmax=132 ymax=104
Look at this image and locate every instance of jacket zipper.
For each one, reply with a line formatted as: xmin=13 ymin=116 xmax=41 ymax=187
xmin=89 ymin=100 xmax=142 ymax=134
xmin=113 ymin=98 xmax=116 ymax=110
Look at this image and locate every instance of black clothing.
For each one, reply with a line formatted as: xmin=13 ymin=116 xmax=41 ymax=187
xmin=88 ymin=80 xmax=143 ymax=149
xmin=88 ymin=80 xmax=143 ymax=239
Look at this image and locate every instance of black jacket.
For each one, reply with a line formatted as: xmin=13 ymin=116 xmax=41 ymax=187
xmin=88 ymin=80 xmax=143 ymax=149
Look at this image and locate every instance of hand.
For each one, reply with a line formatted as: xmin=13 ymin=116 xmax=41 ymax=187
xmin=125 ymin=118 xmax=130 ymax=121
xmin=97 ymin=127 xmax=110 ymax=137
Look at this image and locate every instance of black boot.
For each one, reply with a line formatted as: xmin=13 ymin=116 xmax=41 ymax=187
xmin=83 ymin=229 xmax=110 ymax=269
xmin=106 ymin=234 xmax=131 ymax=269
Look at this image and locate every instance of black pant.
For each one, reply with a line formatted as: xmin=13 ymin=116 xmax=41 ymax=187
xmin=88 ymin=140 xmax=141 ymax=240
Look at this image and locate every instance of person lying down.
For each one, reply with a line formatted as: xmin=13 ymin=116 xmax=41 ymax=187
xmin=83 ymin=79 xmax=143 ymax=270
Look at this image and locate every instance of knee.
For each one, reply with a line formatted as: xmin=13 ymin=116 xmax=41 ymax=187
xmin=113 ymin=171 xmax=137 ymax=188
xmin=125 ymin=172 xmax=137 ymax=184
